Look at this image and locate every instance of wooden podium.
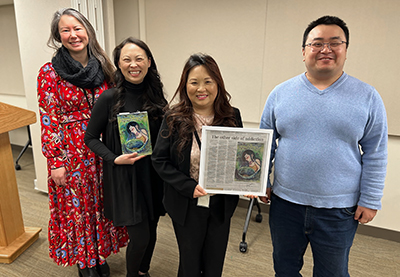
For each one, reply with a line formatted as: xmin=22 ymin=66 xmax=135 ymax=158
xmin=0 ymin=102 xmax=42 ymax=263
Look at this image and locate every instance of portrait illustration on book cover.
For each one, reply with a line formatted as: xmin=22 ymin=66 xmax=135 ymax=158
xmin=117 ymin=111 xmax=152 ymax=155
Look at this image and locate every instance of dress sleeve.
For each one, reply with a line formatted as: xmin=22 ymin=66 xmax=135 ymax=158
xmin=37 ymin=63 xmax=66 ymax=169
xmin=84 ymin=90 xmax=119 ymax=164
xmin=151 ymin=117 xmax=198 ymax=199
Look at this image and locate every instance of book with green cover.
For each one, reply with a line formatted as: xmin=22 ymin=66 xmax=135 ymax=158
xmin=117 ymin=111 xmax=152 ymax=155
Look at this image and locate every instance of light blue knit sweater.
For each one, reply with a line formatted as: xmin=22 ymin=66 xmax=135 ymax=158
xmin=260 ymin=72 xmax=388 ymax=209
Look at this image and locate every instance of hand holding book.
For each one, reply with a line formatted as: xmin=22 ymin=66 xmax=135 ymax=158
xmin=114 ymin=152 xmax=146 ymax=165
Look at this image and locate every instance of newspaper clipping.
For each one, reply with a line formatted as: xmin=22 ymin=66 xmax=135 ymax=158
xmin=199 ymin=127 xmax=273 ymax=196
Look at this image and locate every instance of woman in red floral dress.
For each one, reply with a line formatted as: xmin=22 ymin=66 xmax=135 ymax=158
xmin=37 ymin=8 xmax=128 ymax=277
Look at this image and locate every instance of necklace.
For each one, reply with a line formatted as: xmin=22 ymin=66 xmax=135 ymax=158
xmin=194 ymin=113 xmax=213 ymax=126
xmin=194 ymin=113 xmax=213 ymax=135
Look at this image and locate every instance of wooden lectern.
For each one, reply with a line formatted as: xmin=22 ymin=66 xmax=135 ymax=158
xmin=0 ymin=102 xmax=41 ymax=263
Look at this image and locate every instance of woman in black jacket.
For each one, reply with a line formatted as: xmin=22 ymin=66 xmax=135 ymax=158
xmin=152 ymin=53 xmax=243 ymax=277
xmin=85 ymin=37 xmax=167 ymax=277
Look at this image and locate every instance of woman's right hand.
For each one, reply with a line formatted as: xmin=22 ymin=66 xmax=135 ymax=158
xmin=114 ymin=152 xmax=145 ymax=165
xmin=51 ymin=167 xmax=67 ymax=186
xmin=193 ymin=184 xmax=207 ymax=198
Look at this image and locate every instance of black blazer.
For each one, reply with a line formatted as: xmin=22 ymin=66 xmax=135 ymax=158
xmin=152 ymin=108 xmax=243 ymax=226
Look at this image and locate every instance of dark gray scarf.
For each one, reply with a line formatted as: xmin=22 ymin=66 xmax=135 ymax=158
xmin=52 ymin=46 xmax=105 ymax=89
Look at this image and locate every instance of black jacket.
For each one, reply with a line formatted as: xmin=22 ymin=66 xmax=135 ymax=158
xmin=85 ymin=87 xmax=165 ymax=226
xmin=152 ymin=108 xmax=243 ymax=226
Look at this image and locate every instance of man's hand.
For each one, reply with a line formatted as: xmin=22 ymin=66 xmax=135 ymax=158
xmin=354 ymin=205 xmax=377 ymax=224
xmin=259 ymin=187 xmax=271 ymax=204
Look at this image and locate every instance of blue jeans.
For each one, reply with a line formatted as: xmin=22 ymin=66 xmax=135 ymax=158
xmin=269 ymin=193 xmax=358 ymax=277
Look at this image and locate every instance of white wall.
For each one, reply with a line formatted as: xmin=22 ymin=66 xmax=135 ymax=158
xmin=102 ymin=0 xmax=116 ymax=57
xmin=0 ymin=4 xmax=29 ymax=146
xmin=113 ymin=0 xmax=140 ymax=44
xmin=145 ymin=0 xmax=268 ymax=123
xmin=375 ymin=137 xmax=400 ymax=231
xmin=4 ymin=0 xmax=400 ymax=232
xmin=0 ymin=5 xmax=24 ymax=97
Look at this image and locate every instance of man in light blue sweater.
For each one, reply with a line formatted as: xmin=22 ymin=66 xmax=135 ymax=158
xmin=260 ymin=15 xmax=388 ymax=276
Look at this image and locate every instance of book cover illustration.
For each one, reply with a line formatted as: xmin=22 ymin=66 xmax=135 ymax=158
xmin=117 ymin=111 xmax=152 ymax=155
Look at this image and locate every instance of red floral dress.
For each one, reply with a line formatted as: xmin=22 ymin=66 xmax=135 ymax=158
xmin=37 ymin=62 xmax=129 ymax=268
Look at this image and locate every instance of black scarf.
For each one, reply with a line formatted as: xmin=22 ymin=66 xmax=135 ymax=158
xmin=52 ymin=46 xmax=105 ymax=89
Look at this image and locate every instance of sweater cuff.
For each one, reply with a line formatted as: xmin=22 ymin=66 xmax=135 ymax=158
xmin=358 ymin=196 xmax=382 ymax=210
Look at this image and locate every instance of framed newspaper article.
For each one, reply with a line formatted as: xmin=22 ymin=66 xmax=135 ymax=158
xmin=198 ymin=126 xmax=273 ymax=196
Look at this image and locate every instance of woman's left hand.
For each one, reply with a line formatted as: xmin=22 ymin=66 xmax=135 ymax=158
xmin=193 ymin=184 xmax=207 ymax=198
xmin=114 ymin=152 xmax=145 ymax=165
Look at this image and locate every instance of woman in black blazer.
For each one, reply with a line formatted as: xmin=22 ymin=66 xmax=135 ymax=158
xmin=152 ymin=53 xmax=243 ymax=277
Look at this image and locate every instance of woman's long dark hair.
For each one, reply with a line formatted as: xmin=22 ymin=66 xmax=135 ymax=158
xmin=47 ymin=8 xmax=115 ymax=83
xmin=110 ymin=37 xmax=167 ymax=122
xmin=164 ymin=53 xmax=236 ymax=155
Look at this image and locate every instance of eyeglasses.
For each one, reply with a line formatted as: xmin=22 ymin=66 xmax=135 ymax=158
xmin=304 ymin=40 xmax=347 ymax=52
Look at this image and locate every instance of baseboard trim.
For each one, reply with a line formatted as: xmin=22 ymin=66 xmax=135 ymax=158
xmin=237 ymin=198 xmax=400 ymax=243
xmin=356 ymin=224 xmax=400 ymax=243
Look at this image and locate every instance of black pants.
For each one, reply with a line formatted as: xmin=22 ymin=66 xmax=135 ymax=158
xmin=172 ymin=201 xmax=231 ymax=277
xmin=126 ymin=216 xmax=160 ymax=277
